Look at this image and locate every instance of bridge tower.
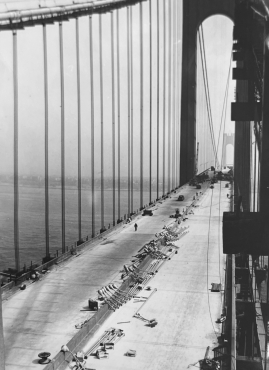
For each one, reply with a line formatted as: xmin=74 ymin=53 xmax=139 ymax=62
xmin=180 ymin=0 xmax=234 ymax=185
xmin=222 ymin=132 xmax=234 ymax=167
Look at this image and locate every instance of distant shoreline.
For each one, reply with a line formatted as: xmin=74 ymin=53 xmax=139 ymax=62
xmin=0 ymin=183 xmax=150 ymax=192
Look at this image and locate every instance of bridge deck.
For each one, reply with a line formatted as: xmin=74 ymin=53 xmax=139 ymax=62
xmin=2 ymin=181 xmax=230 ymax=369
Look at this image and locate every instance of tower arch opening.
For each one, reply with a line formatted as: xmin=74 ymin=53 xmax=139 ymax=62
xmin=196 ymin=15 xmax=234 ymax=175
xmin=180 ymin=0 xmax=235 ymax=184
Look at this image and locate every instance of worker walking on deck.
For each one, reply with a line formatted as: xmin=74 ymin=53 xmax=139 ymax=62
xmin=134 ymin=223 xmax=138 ymax=231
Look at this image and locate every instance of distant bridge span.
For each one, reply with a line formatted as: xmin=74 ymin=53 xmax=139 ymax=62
xmin=180 ymin=0 xmax=234 ymax=184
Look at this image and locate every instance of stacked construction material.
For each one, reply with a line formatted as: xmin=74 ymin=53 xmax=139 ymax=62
xmin=88 ymin=220 xmax=189 ymax=313
xmin=133 ymin=312 xmax=158 ymax=327
xmin=85 ymin=328 xmax=125 ymax=359
xmin=96 ymin=244 xmax=176 ymax=311
xmin=155 ymin=225 xmax=189 ymax=241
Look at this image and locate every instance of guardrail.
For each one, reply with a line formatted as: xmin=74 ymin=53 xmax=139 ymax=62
xmin=1 ymin=199 xmax=160 ymax=295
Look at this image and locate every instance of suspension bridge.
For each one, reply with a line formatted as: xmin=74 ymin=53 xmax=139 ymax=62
xmin=0 ymin=0 xmax=268 ymax=369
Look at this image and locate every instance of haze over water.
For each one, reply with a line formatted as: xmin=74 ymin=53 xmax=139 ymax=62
xmin=0 ymin=2 xmax=234 ymax=273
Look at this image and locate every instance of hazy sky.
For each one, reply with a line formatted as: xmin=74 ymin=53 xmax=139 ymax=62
xmin=0 ymin=0 xmax=234 ymax=178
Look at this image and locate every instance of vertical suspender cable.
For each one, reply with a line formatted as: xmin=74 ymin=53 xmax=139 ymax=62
xmin=172 ymin=0 xmax=176 ymax=189
xmin=176 ymin=0 xmax=180 ymax=186
xmin=174 ymin=0 xmax=177 ymax=186
xmin=99 ymin=14 xmax=104 ymax=229
xmin=174 ymin=0 xmax=176 ymax=187
xmin=89 ymin=15 xmax=95 ymax=237
xmin=149 ymin=0 xmax=152 ymax=204
xmin=127 ymin=6 xmax=131 ymax=216
xmin=156 ymin=0 xmax=160 ymax=199
xmin=43 ymin=25 xmax=49 ymax=258
xmin=13 ymin=30 xmax=20 ymax=272
xmin=130 ymin=6 xmax=134 ymax=212
xmin=111 ymin=11 xmax=116 ymax=225
xmin=116 ymin=10 xmax=121 ymax=221
xmin=59 ymin=22 xmax=65 ymax=253
xmin=162 ymin=0 xmax=166 ymax=196
xmin=178 ymin=0 xmax=181 ymax=184
xmin=167 ymin=0 xmax=171 ymax=192
xmin=76 ymin=18 xmax=82 ymax=240
xmin=140 ymin=2 xmax=144 ymax=209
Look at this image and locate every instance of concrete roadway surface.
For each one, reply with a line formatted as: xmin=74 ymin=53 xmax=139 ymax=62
xmin=2 ymin=181 xmax=231 ymax=369
xmin=77 ymin=182 xmax=231 ymax=370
